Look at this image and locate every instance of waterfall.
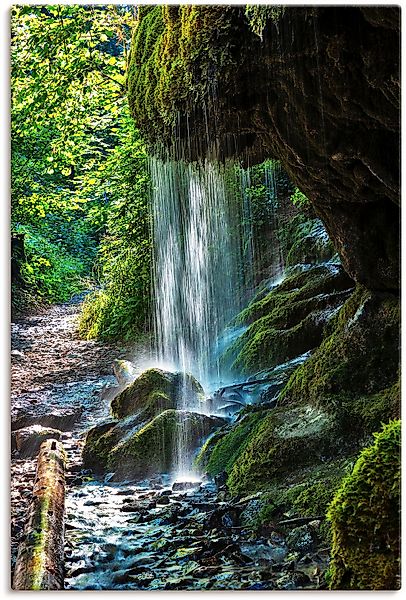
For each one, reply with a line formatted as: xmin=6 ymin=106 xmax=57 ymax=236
xmin=150 ymin=158 xmax=247 ymax=384
xmin=149 ymin=157 xmax=284 ymax=478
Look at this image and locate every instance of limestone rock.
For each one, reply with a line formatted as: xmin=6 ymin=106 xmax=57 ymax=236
xmin=128 ymin=6 xmax=399 ymax=290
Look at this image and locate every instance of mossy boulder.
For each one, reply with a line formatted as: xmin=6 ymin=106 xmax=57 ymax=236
xmin=281 ymin=214 xmax=336 ymax=267
xmin=280 ymin=287 xmax=400 ymax=435
xmin=223 ymin=264 xmax=354 ymax=375
xmin=83 ymin=409 xmax=225 ymax=478
xmin=194 ymin=411 xmax=266 ymax=477
xmin=82 ymin=420 xmax=122 ymax=472
xmin=224 ymin=404 xmax=335 ymax=496
xmin=327 ymin=420 xmax=400 ymax=590
xmin=111 ymin=368 xmax=205 ymax=420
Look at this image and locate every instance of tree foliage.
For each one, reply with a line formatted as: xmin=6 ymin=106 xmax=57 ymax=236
xmin=11 ymin=4 xmax=137 ymax=311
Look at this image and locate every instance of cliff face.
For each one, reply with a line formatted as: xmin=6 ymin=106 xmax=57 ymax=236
xmin=128 ymin=6 xmax=400 ymax=291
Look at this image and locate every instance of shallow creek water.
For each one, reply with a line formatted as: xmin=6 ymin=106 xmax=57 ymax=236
xmin=11 ymin=299 xmax=328 ymax=590
xmin=65 ymin=478 xmax=289 ymax=591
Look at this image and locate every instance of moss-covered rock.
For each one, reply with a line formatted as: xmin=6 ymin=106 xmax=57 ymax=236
xmin=111 ymin=368 xmax=204 ymax=420
xmin=327 ymin=420 xmax=400 ymax=590
xmin=128 ymin=7 xmax=399 ymax=291
xmin=280 ymin=287 xmax=400 ymax=435
xmin=201 ymin=284 xmax=399 ymax=504
xmin=223 ymin=264 xmax=353 ymax=375
xmin=226 ymin=404 xmax=335 ymax=496
xmin=281 ymin=214 xmax=336 ymax=267
xmin=83 ymin=409 xmax=224 ymax=478
xmin=108 ymin=409 xmax=224 ymax=478
xmin=82 ymin=420 xmax=121 ymax=472
xmin=195 ymin=411 xmax=266 ymax=477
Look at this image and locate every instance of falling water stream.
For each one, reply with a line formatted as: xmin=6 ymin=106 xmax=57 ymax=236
xmin=12 ymin=158 xmax=321 ymax=592
xmin=150 ymin=158 xmax=250 ymax=477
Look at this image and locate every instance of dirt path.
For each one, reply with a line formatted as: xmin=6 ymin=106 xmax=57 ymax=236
xmin=10 ymin=296 xmax=128 ymax=571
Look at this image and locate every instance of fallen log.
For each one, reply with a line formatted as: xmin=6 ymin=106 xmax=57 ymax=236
xmin=12 ymin=439 xmax=66 ymax=590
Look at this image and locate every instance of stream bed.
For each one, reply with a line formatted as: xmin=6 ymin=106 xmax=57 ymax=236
xmin=11 ymin=299 xmax=328 ymax=591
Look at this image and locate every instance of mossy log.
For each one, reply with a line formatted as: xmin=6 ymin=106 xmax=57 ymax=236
xmin=12 ymin=439 xmax=66 ymax=590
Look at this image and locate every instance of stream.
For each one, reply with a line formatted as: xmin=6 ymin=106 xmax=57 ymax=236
xmin=11 ymin=298 xmax=329 ymax=591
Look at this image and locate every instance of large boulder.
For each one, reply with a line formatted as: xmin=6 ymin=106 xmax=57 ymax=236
xmin=83 ymin=409 xmax=224 ymax=478
xmin=110 ymin=368 xmax=205 ymax=419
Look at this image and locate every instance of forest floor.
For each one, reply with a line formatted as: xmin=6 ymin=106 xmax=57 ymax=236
xmin=11 ymin=299 xmax=329 ymax=591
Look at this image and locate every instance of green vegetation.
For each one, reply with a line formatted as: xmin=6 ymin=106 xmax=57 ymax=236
xmin=78 ymin=116 xmax=152 ymax=341
xmin=11 ymin=5 xmax=137 ymax=313
xmin=327 ymin=421 xmax=401 ymax=590
xmin=280 ymin=287 xmax=400 ymax=434
xmin=127 ymin=5 xmax=263 ymax=154
xmin=110 ymin=368 xmax=204 ymax=420
xmin=195 ymin=412 xmax=266 ymax=476
xmin=12 ymin=5 xmax=153 ymax=341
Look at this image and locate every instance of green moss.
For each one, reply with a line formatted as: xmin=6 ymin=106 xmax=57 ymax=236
xmin=127 ymin=6 xmax=262 ymax=156
xmin=223 ymin=264 xmax=353 ymax=375
xmin=111 ymin=368 xmax=204 ymax=420
xmin=108 ymin=409 xmax=222 ymax=477
xmin=327 ymin=420 xmax=401 ymax=590
xmin=281 ymin=214 xmax=335 ymax=267
xmin=198 ymin=412 xmax=266 ymax=477
xmin=82 ymin=421 xmax=121 ymax=471
xmin=280 ymin=287 xmax=400 ymax=435
xmin=245 ymin=5 xmax=284 ymax=38
xmin=226 ymin=405 xmax=335 ymax=496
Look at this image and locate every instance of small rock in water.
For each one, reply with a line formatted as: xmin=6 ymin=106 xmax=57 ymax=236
xmin=14 ymin=425 xmax=62 ymax=457
xmin=156 ymin=495 xmax=170 ymax=505
xmin=286 ymin=525 xmax=316 ymax=554
xmin=172 ymin=481 xmax=200 ymax=492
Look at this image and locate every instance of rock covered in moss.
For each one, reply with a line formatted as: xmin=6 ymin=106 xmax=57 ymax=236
xmin=327 ymin=420 xmax=400 ymax=590
xmin=82 ymin=420 xmax=121 ymax=472
xmin=282 ymin=214 xmax=335 ymax=267
xmin=110 ymin=409 xmax=224 ymax=478
xmin=223 ymin=264 xmax=353 ymax=375
xmin=84 ymin=409 xmax=224 ymax=478
xmin=195 ymin=411 xmax=266 ymax=477
xmin=110 ymin=368 xmax=205 ymax=420
xmin=280 ymin=287 xmax=400 ymax=435
xmin=128 ymin=6 xmax=399 ymax=291
xmin=226 ymin=405 xmax=334 ymax=495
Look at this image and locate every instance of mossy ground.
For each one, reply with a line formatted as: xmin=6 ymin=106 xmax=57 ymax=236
xmin=327 ymin=420 xmax=401 ymax=590
xmin=256 ymin=457 xmax=354 ymax=541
